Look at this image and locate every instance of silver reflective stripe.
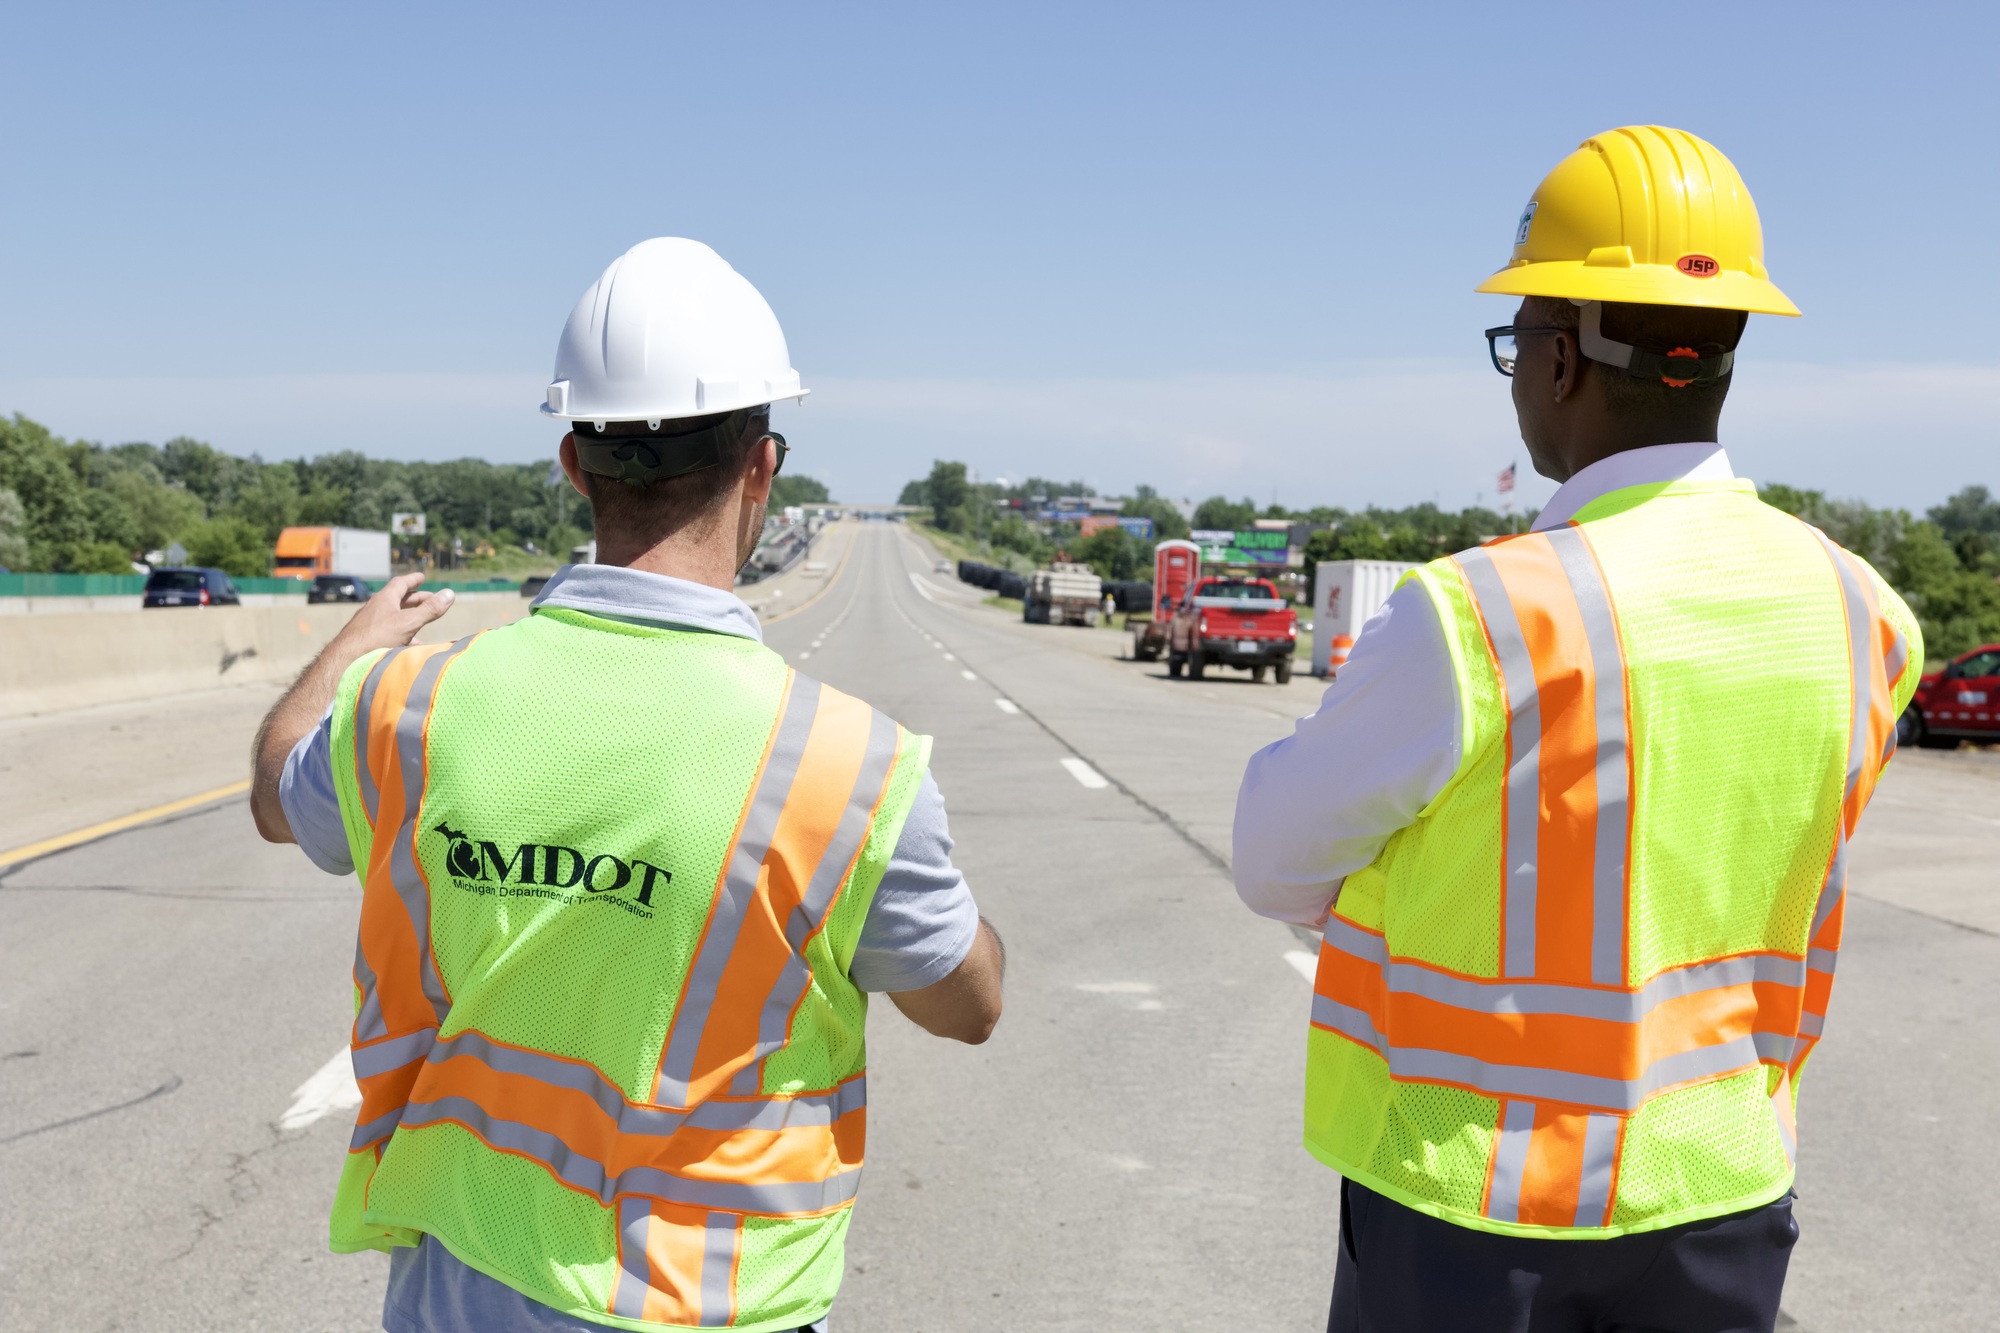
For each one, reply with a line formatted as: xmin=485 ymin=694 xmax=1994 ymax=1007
xmin=353 ymin=646 xmax=405 ymax=824
xmin=1319 ymin=915 xmax=1805 ymax=1023
xmin=1797 ymin=1010 xmax=1824 ymax=1038
xmin=733 ymin=710 xmax=902 ymax=1096
xmin=401 ymin=1094 xmax=864 ymax=1212
xmin=387 ymin=637 xmax=477 ymax=1023
xmin=352 ymin=939 xmax=388 ymax=1044
xmin=656 ymin=676 xmax=822 ymax=1107
xmin=1311 ymin=993 xmax=1768 ymax=1113
xmin=430 ymin=1030 xmax=864 ymax=1135
xmin=1885 ymin=629 xmax=1909 ymax=691
xmin=1546 ymin=526 xmax=1631 ymax=987
xmin=349 ymin=1105 xmax=405 ymax=1151
xmin=1807 ymin=947 xmax=1837 ymax=975
xmin=613 ymin=1197 xmax=651 ymax=1319
xmin=352 ymin=1028 xmax=436 ymax=1079
xmin=1485 ymin=1100 xmax=1535 ymax=1222
xmin=700 ymin=1213 xmax=737 ymax=1327
xmin=1573 ymin=1112 xmax=1622 ymax=1227
xmin=1455 ymin=548 xmax=1541 ymax=978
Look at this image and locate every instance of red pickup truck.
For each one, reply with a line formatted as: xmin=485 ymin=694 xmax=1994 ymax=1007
xmin=1168 ymin=577 xmax=1298 ymax=684
xmin=1901 ymin=643 xmax=2000 ymax=748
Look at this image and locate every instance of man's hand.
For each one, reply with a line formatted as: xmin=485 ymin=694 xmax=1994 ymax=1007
xmin=249 ymin=574 xmax=457 ymax=844
xmin=888 ymin=917 xmax=1004 ymax=1044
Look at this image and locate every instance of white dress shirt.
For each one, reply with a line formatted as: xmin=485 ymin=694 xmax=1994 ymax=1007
xmin=1232 ymin=443 xmax=1735 ymax=927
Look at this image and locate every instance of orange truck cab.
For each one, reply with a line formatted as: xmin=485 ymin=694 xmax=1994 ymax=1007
xmin=273 ymin=526 xmax=393 ymax=581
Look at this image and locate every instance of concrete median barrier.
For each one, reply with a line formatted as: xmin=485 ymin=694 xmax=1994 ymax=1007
xmin=0 ymin=593 xmax=530 ymax=718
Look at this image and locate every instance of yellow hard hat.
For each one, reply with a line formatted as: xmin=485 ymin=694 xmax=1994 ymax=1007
xmin=1477 ymin=125 xmax=1800 ymax=316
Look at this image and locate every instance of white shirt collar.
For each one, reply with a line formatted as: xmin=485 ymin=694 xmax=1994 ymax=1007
xmin=530 ymin=563 xmax=764 ymax=641
xmin=1532 ymin=442 xmax=1736 ymax=531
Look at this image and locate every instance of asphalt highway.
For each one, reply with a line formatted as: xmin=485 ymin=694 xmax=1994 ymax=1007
xmin=3 ymin=521 xmax=1994 ymax=1332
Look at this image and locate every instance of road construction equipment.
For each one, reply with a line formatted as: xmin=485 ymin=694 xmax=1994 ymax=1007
xmin=1476 ymin=126 xmax=1800 ymax=317
xmin=543 ymin=238 xmax=807 ymax=424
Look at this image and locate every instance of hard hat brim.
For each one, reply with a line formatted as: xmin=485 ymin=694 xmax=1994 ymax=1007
xmin=1476 ymin=262 xmax=1800 ymax=316
xmin=541 ymin=386 xmax=809 ymax=423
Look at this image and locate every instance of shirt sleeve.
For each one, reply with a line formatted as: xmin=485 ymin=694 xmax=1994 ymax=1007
xmin=279 ymin=703 xmax=357 ymax=877
xmin=847 ymin=770 xmax=981 ymax=994
xmin=1232 ymin=578 xmax=1464 ymax=927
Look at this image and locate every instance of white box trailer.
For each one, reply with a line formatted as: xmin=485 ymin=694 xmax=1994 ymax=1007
xmin=331 ymin=528 xmax=392 ymax=581
xmin=1312 ymin=560 xmax=1417 ymax=677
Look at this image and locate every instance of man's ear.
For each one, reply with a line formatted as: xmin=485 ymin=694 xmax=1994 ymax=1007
xmin=558 ymin=432 xmax=592 ymax=499
xmin=741 ymin=436 xmax=778 ymax=506
xmin=1550 ymin=330 xmax=1583 ymax=405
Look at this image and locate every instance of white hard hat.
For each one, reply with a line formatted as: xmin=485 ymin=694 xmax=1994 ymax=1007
xmin=542 ymin=238 xmax=807 ymax=424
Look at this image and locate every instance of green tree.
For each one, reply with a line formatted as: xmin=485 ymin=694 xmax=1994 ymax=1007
xmin=183 ymin=516 xmax=270 ymax=578
xmin=0 ymin=415 xmax=93 ymax=569
xmin=1075 ymin=526 xmax=1145 ymax=581
xmin=1192 ymin=495 xmax=1257 ymax=531
xmin=1122 ymin=485 xmax=1188 ymax=539
xmin=0 ymin=487 xmax=29 ymax=568
xmin=1928 ymin=485 xmax=2000 ymax=539
xmin=68 ymin=540 xmax=138 ymax=574
xmin=925 ymin=460 xmax=970 ymax=533
xmin=771 ymin=474 xmax=831 ymax=507
xmin=897 ymin=477 xmax=928 ymax=507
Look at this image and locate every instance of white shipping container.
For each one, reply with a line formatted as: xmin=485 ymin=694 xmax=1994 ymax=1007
xmin=331 ymin=528 xmax=393 ymax=580
xmin=1312 ymin=560 xmax=1417 ymax=677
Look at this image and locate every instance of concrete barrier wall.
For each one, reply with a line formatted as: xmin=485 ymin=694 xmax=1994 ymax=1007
xmin=0 ymin=593 xmax=531 ymax=718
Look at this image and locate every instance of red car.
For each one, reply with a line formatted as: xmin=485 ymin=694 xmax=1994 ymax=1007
xmin=1902 ymin=643 xmax=2000 ymax=749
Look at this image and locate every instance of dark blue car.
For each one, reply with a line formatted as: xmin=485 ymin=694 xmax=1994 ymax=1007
xmin=142 ymin=567 xmax=241 ymax=607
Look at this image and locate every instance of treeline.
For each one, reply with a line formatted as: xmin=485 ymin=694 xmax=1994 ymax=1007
xmin=0 ymin=413 xmax=833 ymax=578
xmin=903 ymin=456 xmax=2000 ymax=659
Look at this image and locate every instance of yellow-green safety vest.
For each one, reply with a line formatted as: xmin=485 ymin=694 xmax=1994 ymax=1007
xmin=326 ymin=605 xmax=930 ymax=1330
xmin=1304 ymin=478 xmax=1920 ymax=1238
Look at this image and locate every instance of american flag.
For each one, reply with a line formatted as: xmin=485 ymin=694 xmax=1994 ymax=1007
xmin=1497 ymin=463 xmax=1516 ymax=494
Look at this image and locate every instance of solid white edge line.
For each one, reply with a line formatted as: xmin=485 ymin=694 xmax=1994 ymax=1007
xmin=1284 ymin=950 xmax=1317 ymax=982
xmin=1060 ymin=756 xmax=1110 ymax=789
xmin=280 ymin=1047 xmax=361 ymax=1131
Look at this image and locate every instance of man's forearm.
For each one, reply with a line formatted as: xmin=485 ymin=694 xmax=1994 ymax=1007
xmin=249 ymin=574 xmax=456 ymax=843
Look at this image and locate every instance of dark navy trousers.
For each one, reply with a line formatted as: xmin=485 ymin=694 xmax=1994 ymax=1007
xmin=1328 ymin=1178 xmax=1798 ymax=1333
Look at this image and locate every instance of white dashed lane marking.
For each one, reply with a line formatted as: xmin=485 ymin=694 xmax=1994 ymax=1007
xmin=960 ymin=670 xmax=978 ymax=681
xmin=1060 ymin=757 xmax=1110 ymax=789
xmin=994 ymin=698 xmax=1020 ymax=714
xmin=1285 ymin=950 xmax=1317 ymax=982
xmin=279 ymin=1047 xmax=361 ymax=1131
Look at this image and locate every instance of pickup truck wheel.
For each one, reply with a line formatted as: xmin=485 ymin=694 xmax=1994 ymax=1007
xmin=1908 ymin=706 xmax=1958 ymax=749
xmin=1250 ymin=665 xmax=1267 ymax=682
xmin=1167 ymin=653 xmax=1184 ymax=679
xmin=1275 ymin=659 xmax=1293 ymax=685
xmin=1189 ymin=650 xmax=1207 ymax=680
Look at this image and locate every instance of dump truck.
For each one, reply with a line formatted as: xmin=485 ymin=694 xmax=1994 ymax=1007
xmin=272 ymin=526 xmax=392 ymax=581
xmin=1023 ymin=561 xmax=1103 ymax=626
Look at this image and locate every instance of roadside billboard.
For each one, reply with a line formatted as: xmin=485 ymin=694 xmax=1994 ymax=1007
xmin=1191 ymin=528 xmax=1289 ymax=565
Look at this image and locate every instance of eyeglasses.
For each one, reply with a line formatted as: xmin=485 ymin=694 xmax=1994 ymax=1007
xmin=766 ymin=432 xmax=789 ymax=476
xmin=1484 ymin=325 xmax=1566 ymax=377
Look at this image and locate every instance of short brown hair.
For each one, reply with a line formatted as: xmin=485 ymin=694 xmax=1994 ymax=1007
xmin=1522 ymin=296 xmax=1747 ymax=431
xmin=577 ymin=408 xmax=768 ymax=546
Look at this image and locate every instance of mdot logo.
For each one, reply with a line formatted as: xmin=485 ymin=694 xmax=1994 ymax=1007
xmin=432 ymin=821 xmax=671 ymax=919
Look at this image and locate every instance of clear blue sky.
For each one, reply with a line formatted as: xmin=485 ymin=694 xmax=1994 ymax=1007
xmin=3 ymin=1 xmax=1993 ymax=512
